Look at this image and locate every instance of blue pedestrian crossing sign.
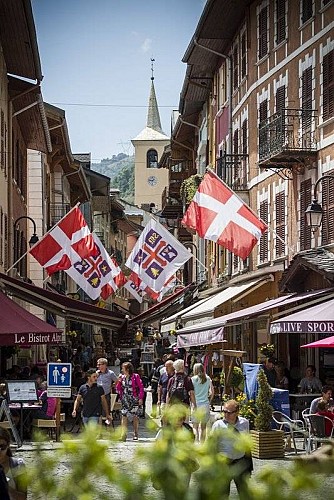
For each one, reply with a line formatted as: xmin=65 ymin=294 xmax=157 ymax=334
xmin=47 ymin=363 xmax=72 ymax=388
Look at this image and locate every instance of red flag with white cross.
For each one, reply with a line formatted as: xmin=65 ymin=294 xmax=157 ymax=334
xmin=181 ymin=170 xmax=268 ymax=260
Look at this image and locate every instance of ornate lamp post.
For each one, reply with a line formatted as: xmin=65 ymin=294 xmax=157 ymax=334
xmin=305 ymin=175 xmax=334 ymax=231
xmin=14 ymin=215 xmax=39 ymax=247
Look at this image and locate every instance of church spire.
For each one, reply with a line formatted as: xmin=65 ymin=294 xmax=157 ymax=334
xmin=146 ymin=58 xmax=163 ymax=133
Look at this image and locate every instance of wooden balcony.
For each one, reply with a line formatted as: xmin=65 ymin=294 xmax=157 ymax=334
xmin=160 ymin=186 xmax=183 ymax=219
xmin=258 ymin=108 xmax=317 ymax=168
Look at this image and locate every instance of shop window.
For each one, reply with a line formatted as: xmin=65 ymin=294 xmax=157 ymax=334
xmin=323 ymin=49 xmax=334 ymax=122
xmin=147 ymin=149 xmax=158 ymax=168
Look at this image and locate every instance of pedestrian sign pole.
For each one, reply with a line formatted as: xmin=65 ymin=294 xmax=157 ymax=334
xmin=47 ymin=363 xmax=72 ymax=441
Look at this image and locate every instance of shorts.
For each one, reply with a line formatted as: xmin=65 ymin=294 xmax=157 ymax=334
xmin=191 ymin=403 xmax=210 ymax=424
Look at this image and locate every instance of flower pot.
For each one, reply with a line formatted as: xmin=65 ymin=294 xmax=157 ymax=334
xmin=250 ymin=430 xmax=285 ymax=459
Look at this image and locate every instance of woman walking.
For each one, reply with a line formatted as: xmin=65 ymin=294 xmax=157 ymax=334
xmin=116 ymin=362 xmax=144 ymax=441
xmin=191 ymin=363 xmax=214 ymax=442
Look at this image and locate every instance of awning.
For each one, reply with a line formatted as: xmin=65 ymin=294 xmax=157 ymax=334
xmin=128 ymin=284 xmax=195 ymax=326
xmin=301 ymin=336 xmax=334 ymax=348
xmin=176 ymin=288 xmax=334 ymax=346
xmin=0 ymin=273 xmax=126 ymax=330
xmin=0 ymin=291 xmax=62 ymax=346
xmin=177 ymin=328 xmax=226 ymax=348
xmin=160 ymin=296 xmax=211 ymax=333
xmin=270 ymin=298 xmax=334 ymax=335
xmin=180 ymin=277 xmax=271 ymax=326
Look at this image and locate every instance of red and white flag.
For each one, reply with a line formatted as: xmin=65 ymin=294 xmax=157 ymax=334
xmin=30 ymin=206 xmax=98 ymax=274
xmin=125 ymin=219 xmax=191 ymax=292
xmin=124 ymin=272 xmax=160 ymax=303
xmin=181 ymin=170 xmax=268 ymax=260
xmin=65 ymin=233 xmax=126 ymax=301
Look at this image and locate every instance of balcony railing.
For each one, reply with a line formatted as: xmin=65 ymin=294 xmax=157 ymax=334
xmin=258 ymin=108 xmax=317 ymax=166
xmin=216 ymin=153 xmax=248 ymax=190
xmin=161 ymin=186 xmax=183 ymax=219
xmin=49 ymin=203 xmax=70 ymax=227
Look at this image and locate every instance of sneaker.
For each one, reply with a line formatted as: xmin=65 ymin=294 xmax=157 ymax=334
xmin=133 ymin=435 xmax=138 ymax=441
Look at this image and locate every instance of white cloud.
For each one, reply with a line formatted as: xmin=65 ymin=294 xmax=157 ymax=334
xmin=140 ymin=38 xmax=152 ymax=53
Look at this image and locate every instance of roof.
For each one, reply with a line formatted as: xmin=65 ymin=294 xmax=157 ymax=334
xmin=147 ymin=80 xmax=163 ymax=133
xmin=280 ymin=248 xmax=334 ymax=292
xmin=132 ymin=126 xmax=169 ymax=142
xmin=0 ymin=0 xmax=42 ymax=81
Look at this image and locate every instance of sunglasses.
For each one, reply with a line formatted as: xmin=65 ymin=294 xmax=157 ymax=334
xmin=223 ymin=409 xmax=237 ymax=414
xmin=0 ymin=444 xmax=8 ymax=451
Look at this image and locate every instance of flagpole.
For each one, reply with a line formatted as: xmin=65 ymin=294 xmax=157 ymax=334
xmin=5 ymin=250 xmax=29 ymax=274
xmin=188 ymin=251 xmax=208 ymax=271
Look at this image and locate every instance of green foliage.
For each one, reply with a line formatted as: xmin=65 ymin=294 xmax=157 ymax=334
xmin=259 ymin=344 xmax=275 ymax=358
xmin=222 ymin=392 xmax=257 ymax=427
xmin=254 ymin=368 xmax=273 ymax=432
xmin=180 ymin=174 xmax=204 ymax=203
xmin=21 ymin=407 xmax=334 ymax=499
xmin=113 ymin=161 xmax=135 ymax=202
xmin=92 ymin=154 xmax=135 ymax=202
xmin=220 ymin=366 xmax=244 ymax=390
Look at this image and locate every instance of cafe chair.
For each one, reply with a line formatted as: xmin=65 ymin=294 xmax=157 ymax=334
xmin=304 ymin=414 xmax=334 ymax=454
xmin=272 ymin=411 xmax=307 ymax=454
xmin=32 ymin=413 xmax=65 ymax=439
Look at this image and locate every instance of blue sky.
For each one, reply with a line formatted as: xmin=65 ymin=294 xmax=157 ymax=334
xmin=32 ymin=0 xmax=205 ymax=161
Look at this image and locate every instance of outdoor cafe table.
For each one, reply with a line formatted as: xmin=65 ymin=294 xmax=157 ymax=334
xmin=289 ymin=393 xmax=321 ymax=419
xmin=9 ymin=403 xmax=40 ymax=441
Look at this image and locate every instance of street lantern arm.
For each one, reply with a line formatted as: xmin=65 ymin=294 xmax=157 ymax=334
xmin=305 ymin=175 xmax=334 ymax=230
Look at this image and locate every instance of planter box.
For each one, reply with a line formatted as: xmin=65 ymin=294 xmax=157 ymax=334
xmin=250 ymin=430 xmax=285 ymax=459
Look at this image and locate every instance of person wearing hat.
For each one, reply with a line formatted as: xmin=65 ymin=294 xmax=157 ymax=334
xmin=263 ymin=357 xmax=277 ymax=387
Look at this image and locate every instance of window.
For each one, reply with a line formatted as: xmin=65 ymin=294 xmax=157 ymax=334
xmin=276 ymin=0 xmax=286 ymax=44
xmin=301 ymin=0 xmax=313 ymax=24
xmin=259 ymin=200 xmax=269 ymax=263
xmin=323 ymin=49 xmax=334 ymax=122
xmin=259 ymin=99 xmax=268 ymax=150
xmin=233 ymin=45 xmax=239 ymax=90
xmin=321 ymin=173 xmax=334 ymax=245
xmin=147 ymin=149 xmax=158 ymax=168
xmin=275 ymin=191 xmax=285 ymax=257
xmin=300 ymin=178 xmax=312 ymax=250
xmin=241 ymin=32 xmax=247 ymax=79
xmin=258 ymin=6 xmax=268 ymax=60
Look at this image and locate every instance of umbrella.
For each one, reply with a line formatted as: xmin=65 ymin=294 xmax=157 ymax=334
xmin=301 ymin=336 xmax=334 ymax=348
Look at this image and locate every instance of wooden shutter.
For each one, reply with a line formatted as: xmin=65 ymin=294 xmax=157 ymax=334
xmin=301 ymin=0 xmax=313 ymax=23
xmin=275 ymin=191 xmax=285 ymax=256
xmin=259 ymin=200 xmax=269 ymax=262
xmin=4 ymin=213 xmax=8 ymax=270
xmin=276 ymin=0 xmax=286 ymax=44
xmin=241 ymin=32 xmax=247 ymax=78
xmin=300 ymin=178 xmax=312 ymax=250
xmin=321 ymin=172 xmax=334 ymax=245
xmin=302 ymin=67 xmax=312 ymax=130
xmin=242 ymin=119 xmax=248 ymax=155
xmin=0 ymin=207 xmax=3 ymax=266
xmin=233 ymin=129 xmax=239 ymax=155
xmin=259 ymin=99 xmax=268 ymax=150
xmin=258 ymin=6 xmax=268 ymax=60
xmin=276 ymin=85 xmax=286 ymax=116
xmin=233 ymin=45 xmax=239 ymax=90
xmin=323 ymin=49 xmax=334 ymax=122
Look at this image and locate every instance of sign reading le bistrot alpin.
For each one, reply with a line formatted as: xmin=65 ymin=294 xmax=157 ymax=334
xmin=47 ymin=363 xmax=72 ymax=398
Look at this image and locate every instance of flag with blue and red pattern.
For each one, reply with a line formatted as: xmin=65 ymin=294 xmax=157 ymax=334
xmin=65 ymin=233 xmax=126 ymax=300
xmin=125 ymin=219 xmax=191 ymax=293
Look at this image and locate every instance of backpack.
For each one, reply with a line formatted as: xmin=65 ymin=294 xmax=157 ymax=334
xmin=169 ymin=374 xmax=189 ymax=404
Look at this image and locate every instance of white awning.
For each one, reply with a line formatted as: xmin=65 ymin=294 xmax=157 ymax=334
xmin=181 ymin=277 xmax=270 ymax=327
xmin=160 ymin=296 xmax=211 ymax=333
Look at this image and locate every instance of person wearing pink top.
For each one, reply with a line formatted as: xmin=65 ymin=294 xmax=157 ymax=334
xmin=116 ymin=362 xmax=144 ymax=441
xmin=35 ymin=382 xmax=57 ymax=419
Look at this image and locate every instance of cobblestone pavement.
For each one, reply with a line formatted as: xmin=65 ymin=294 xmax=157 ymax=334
xmin=15 ymin=415 xmax=333 ymax=499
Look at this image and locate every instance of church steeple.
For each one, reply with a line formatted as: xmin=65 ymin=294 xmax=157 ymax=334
xmin=146 ymin=58 xmax=163 ymax=133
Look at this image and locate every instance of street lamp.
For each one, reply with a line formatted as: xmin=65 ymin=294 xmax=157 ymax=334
xmin=14 ymin=216 xmax=39 ymax=247
xmin=305 ymin=175 xmax=334 ymax=231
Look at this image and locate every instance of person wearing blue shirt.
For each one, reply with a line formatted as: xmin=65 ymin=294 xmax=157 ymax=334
xmin=191 ymin=363 xmax=214 ymax=442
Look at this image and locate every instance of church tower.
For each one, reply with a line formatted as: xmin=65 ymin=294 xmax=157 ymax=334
xmin=132 ymin=60 xmax=169 ymax=211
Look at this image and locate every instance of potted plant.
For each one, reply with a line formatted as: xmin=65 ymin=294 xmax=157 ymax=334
xmin=250 ymin=368 xmax=284 ymax=459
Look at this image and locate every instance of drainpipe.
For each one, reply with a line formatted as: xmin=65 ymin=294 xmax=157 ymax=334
xmin=193 ymin=38 xmax=233 ymax=277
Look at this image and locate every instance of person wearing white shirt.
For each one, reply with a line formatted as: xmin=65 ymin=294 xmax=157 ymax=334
xmin=211 ymin=399 xmax=253 ymax=497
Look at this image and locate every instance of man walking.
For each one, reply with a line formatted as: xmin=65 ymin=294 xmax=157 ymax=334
xmin=72 ymin=369 xmax=112 ymax=425
xmin=211 ymin=399 xmax=253 ymax=497
xmin=96 ymin=358 xmax=118 ymax=417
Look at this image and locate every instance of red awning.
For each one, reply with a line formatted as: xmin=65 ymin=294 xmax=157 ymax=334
xmin=0 ymin=272 xmax=126 ymax=330
xmin=0 ymin=291 xmax=62 ymax=346
xmin=128 ymin=284 xmax=194 ymax=326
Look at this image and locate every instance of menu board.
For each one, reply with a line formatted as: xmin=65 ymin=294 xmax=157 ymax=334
xmin=6 ymin=380 xmax=38 ymax=402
